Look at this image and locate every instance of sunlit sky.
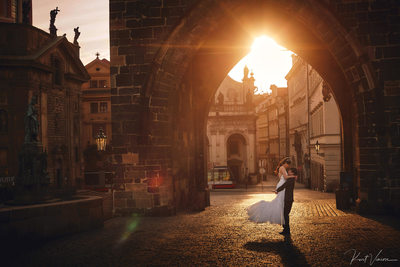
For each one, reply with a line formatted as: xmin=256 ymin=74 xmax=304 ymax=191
xmin=228 ymin=36 xmax=294 ymax=94
xmin=32 ymin=0 xmax=109 ymax=65
xmin=32 ymin=2 xmax=292 ymax=91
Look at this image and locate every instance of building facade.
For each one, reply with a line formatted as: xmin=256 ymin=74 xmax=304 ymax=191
xmin=285 ymin=55 xmax=309 ymax=184
xmin=0 ymin=2 xmax=89 ymax=187
xmin=81 ymin=56 xmax=111 ymax=150
xmin=286 ymin=55 xmax=341 ymax=191
xmin=81 ymin=55 xmax=112 ymax=187
xmin=308 ymin=70 xmax=341 ymax=192
xmin=255 ymin=85 xmax=289 ymax=175
xmin=207 ymin=67 xmax=257 ymax=184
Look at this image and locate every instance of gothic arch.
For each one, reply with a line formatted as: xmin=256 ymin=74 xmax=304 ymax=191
xmin=143 ymin=0 xmax=381 ymax=204
xmin=108 ymin=0 xmax=400 ymax=213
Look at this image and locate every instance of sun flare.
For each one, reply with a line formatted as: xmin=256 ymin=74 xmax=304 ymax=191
xmin=228 ymin=35 xmax=294 ymax=94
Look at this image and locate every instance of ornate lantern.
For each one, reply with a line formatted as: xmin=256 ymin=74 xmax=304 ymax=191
xmin=315 ymin=140 xmax=320 ymax=155
xmin=95 ymin=128 xmax=107 ymax=151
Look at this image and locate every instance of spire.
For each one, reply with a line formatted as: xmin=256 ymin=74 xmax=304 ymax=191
xmin=243 ymin=65 xmax=249 ymax=80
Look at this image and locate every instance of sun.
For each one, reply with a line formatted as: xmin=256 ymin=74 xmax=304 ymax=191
xmin=228 ymin=35 xmax=294 ymax=94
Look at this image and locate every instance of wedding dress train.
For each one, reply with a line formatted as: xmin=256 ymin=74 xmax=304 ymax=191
xmin=247 ymin=175 xmax=285 ymax=224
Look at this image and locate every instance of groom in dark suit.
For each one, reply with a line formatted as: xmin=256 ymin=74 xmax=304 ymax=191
xmin=275 ymin=168 xmax=297 ymax=235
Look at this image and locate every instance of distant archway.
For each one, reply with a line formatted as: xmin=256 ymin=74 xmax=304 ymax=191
xmin=226 ymin=133 xmax=247 ymax=184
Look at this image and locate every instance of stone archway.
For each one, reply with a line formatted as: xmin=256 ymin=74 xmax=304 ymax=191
xmin=110 ymin=0 xmax=399 ymax=213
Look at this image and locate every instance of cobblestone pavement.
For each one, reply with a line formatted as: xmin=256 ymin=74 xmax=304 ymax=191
xmin=4 ymin=178 xmax=400 ymax=267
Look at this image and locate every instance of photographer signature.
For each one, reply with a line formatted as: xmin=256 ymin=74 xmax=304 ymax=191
xmin=344 ymin=249 xmax=398 ymax=266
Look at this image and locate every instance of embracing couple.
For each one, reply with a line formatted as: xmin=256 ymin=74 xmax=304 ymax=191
xmin=247 ymin=157 xmax=297 ymax=235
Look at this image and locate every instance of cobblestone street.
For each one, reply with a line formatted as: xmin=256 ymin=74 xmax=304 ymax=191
xmin=4 ymin=178 xmax=400 ymax=267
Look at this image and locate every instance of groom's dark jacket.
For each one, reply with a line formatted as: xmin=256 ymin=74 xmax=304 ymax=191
xmin=276 ymin=178 xmax=295 ymax=202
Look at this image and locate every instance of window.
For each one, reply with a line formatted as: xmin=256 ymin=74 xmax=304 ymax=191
xmin=0 ymin=148 xmax=8 ymax=176
xmin=90 ymin=102 xmax=98 ymax=113
xmin=99 ymin=102 xmax=108 ymax=113
xmin=99 ymin=80 xmax=107 ymax=88
xmin=0 ymin=90 xmax=7 ymax=105
xmin=0 ymin=1 xmax=11 ymax=20
xmin=90 ymin=80 xmax=98 ymax=88
xmin=311 ymin=106 xmax=324 ymax=137
xmin=75 ymin=146 xmax=79 ymax=163
xmin=0 ymin=110 xmax=7 ymax=133
xmin=53 ymin=58 xmax=63 ymax=86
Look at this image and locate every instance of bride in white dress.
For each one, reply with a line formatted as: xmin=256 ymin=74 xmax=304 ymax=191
xmin=247 ymin=157 xmax=293 ymax=224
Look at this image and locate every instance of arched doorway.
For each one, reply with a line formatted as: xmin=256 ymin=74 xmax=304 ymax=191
xmin=226 ymin=134 xmax=247 ymax=184
xmin=110 ymin=0 xmax=396 ymax=213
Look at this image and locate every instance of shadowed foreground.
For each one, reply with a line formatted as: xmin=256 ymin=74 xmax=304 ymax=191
xmin=3 ymin=180 xmax=400 ymax=266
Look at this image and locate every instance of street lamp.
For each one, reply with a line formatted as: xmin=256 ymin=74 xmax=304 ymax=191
xmin=95 ymin=128 xmax=107 ymax=151
xmin=315 ymin=140 xmax=320 ymax=155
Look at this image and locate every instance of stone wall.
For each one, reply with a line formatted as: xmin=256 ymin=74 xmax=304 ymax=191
xmin=110 ymin=0 xmax=400 ymax=214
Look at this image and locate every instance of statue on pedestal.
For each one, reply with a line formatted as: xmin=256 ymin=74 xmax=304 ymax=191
xmin=49 ymin=7 xmax=60 ymax=37
xmin=15 ymin=95 xmax=50 ymax=203
xmin=24 ymin=95 xmax=39 ymax=143
xmin=217 ymin=92 xmax=224 ymax=105
xmin=73 ymin=27 xmax=80 ymax=45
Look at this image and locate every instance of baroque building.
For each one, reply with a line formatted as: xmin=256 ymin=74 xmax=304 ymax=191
xmin=0 ymin=1 xmax=89 ymax=187
xmin=207 ymin=67 xmax=257 ymax=184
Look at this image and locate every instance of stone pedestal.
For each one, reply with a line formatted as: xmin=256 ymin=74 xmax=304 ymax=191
xmin=13 ymin=142 xmax=50 ymax=204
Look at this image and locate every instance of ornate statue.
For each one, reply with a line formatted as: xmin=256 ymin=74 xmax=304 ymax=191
xmin=24 ymin=96 xmax=39 ymax=143
xmin=49 ymin=7 xmax=60 ymax=36
xmin=22 ymin=0 xmax=31 ymax=24
xmin=50 ymin=7 xmax=60 ymax=25
xmin=73 ymin=27 xmax=80 ymax=45
xmin=322 ymin=82 xmax=332 ymax=102
xmin=217 ymin=92 xmax=224 ymax=105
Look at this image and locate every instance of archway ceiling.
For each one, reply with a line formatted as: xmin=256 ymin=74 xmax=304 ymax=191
xmin=181 ymin=5 xmax=352 ymax=118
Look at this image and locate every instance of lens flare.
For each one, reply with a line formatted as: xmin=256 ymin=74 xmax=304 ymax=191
xmin=118 ymin=213 xmax=141 ymax=244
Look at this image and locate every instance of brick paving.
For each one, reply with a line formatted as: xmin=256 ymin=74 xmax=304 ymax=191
xmin=3 ymin=177 xmax=400 ymax=266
